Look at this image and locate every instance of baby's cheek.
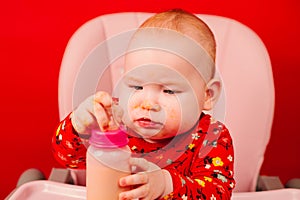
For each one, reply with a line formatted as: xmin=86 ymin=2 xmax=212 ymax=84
xmin=168 ymin=105 xmax=198 ymax=134
xmin=163 ymin=98 xmax=181 ymax=123
xmin=165 ymin=108 xmax=181 ymax=132
xmin=168 ymin=108 xmax=180 ymax=120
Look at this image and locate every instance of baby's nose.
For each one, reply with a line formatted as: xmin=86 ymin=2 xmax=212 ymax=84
xmin=140 ymin=100 xmax=161 ymax=111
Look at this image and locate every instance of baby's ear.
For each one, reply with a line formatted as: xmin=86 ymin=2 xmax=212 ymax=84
xmin=203 ymin=78 xmax=221 ymax=111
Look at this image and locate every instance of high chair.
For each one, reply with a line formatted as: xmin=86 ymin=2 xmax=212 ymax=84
xmin=8 ymin=12 xmax=300 ymax=200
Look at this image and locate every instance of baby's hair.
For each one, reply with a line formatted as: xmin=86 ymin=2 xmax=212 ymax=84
xmin=139 ymin=9 xmax=216 ymax=62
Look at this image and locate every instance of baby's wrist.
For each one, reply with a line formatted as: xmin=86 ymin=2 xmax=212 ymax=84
xmin=70 ymin=112 xmax=90 ymax=139
xmin=70 ymin=112 xmax=80 ymax=133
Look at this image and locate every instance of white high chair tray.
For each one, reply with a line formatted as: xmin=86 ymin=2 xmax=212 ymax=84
xmin=8 ymin=180 xmax=85 ymax=200
xmin=8 ymin=180 xmax=300 ymax=200
xmin=233 ymin=188 xmax=300 ymax=200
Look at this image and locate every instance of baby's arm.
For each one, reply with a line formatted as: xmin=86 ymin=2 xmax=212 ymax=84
xmin=52 ymin=113 xmax=87 ymax=169
xmin=165 ymin=128 xmax=235 ymax=200
xmin=118 ymin=125 xmax=234 ymax=200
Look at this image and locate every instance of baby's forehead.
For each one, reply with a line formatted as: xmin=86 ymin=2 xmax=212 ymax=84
xmin=124 ymin=51 xmax=198 ymax=75
xmin=124 ymin=63 xmax=188 ymax=77
xmin=122 ymin=62 xmax=206 ymax=89
xmin=126 ymin=28 xmax=215 ymax=82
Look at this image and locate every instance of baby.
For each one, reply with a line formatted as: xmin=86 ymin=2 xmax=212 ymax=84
xmin=53 ymin=9 xmax=235 ymax=200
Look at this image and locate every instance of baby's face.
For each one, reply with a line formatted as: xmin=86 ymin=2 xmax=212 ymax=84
xmin=115 ymin=49 xmax=210 ymax=142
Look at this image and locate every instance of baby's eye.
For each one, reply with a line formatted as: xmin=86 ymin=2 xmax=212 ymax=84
xmin=163 ymin=89 xmax=176 ymax=94
xmin=132 ymin=86 xmax=143 ymax=90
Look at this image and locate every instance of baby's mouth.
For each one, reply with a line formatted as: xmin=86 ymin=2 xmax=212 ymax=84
xmin=134 ymin=117 xmax=163 ymax=128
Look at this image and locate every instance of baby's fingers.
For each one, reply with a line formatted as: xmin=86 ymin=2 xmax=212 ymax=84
xmin=94 ymin=91 xmax=121 ymax=130
xmin=92 ymin=100 xmax=110 ymax=131
xmin=112 ymin=104 xmax=123 ymax=126
xmin=119 ymin=172 xmax=149 ymax=187
xmin=94 ymin=91 xmax=113 ymax=109
xmin=119 ymin=182 xmax=151 ymax=200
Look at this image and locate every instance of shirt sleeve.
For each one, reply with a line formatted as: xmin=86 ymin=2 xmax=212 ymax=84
xmin=163 ymin=121 xmax=235 ymax=200
xmin=52 ymin=113 xmax=87 ymax=169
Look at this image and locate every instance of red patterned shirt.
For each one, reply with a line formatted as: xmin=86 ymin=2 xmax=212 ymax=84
xmin=52 ymin=113 xmax=235 ymax=199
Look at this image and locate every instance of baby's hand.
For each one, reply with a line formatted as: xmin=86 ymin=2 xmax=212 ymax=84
xmin=119 ymin=158 xmax=172 ymax=200
xmin=71 ymin=91 xmax=121 ymax=136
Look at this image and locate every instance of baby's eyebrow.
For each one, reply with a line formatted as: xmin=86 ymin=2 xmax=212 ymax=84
xmin=124 ymin=76 xmax=180 ymax=87
xmin=163 ymin=82 xmax=180 ymax=86
xmin=124 ymin=76 xmax=143 ymax=84
xmin=124 ymin=76 xmax=185 ymax=87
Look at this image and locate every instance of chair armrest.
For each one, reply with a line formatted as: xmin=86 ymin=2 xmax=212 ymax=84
xmin=48 ymin=168 xmax=74 ymax=184
xmin=285 ymin=178 xmax=300 ymax=189
xmin=16 ymin=168 xmax=46 ymax=187
xmin=257 ymin=175 xmax=284 ymax=191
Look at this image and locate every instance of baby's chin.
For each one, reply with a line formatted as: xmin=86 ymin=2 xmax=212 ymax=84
xmin=126 ymin=126 xmax=170 ymax=141
xmin=124 ymin=121 xmax=190 ymax=140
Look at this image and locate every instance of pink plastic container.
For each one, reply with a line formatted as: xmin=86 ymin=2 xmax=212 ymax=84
xmin=86 ymin=129 xmax=131 ymax=200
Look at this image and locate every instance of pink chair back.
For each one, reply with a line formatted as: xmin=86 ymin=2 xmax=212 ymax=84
xmin=58 ymin=12 xmax=275 ymax=192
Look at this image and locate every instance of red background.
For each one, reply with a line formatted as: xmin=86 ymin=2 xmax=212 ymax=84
xmin=1 ymin=0 xmax=299 ymax=198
